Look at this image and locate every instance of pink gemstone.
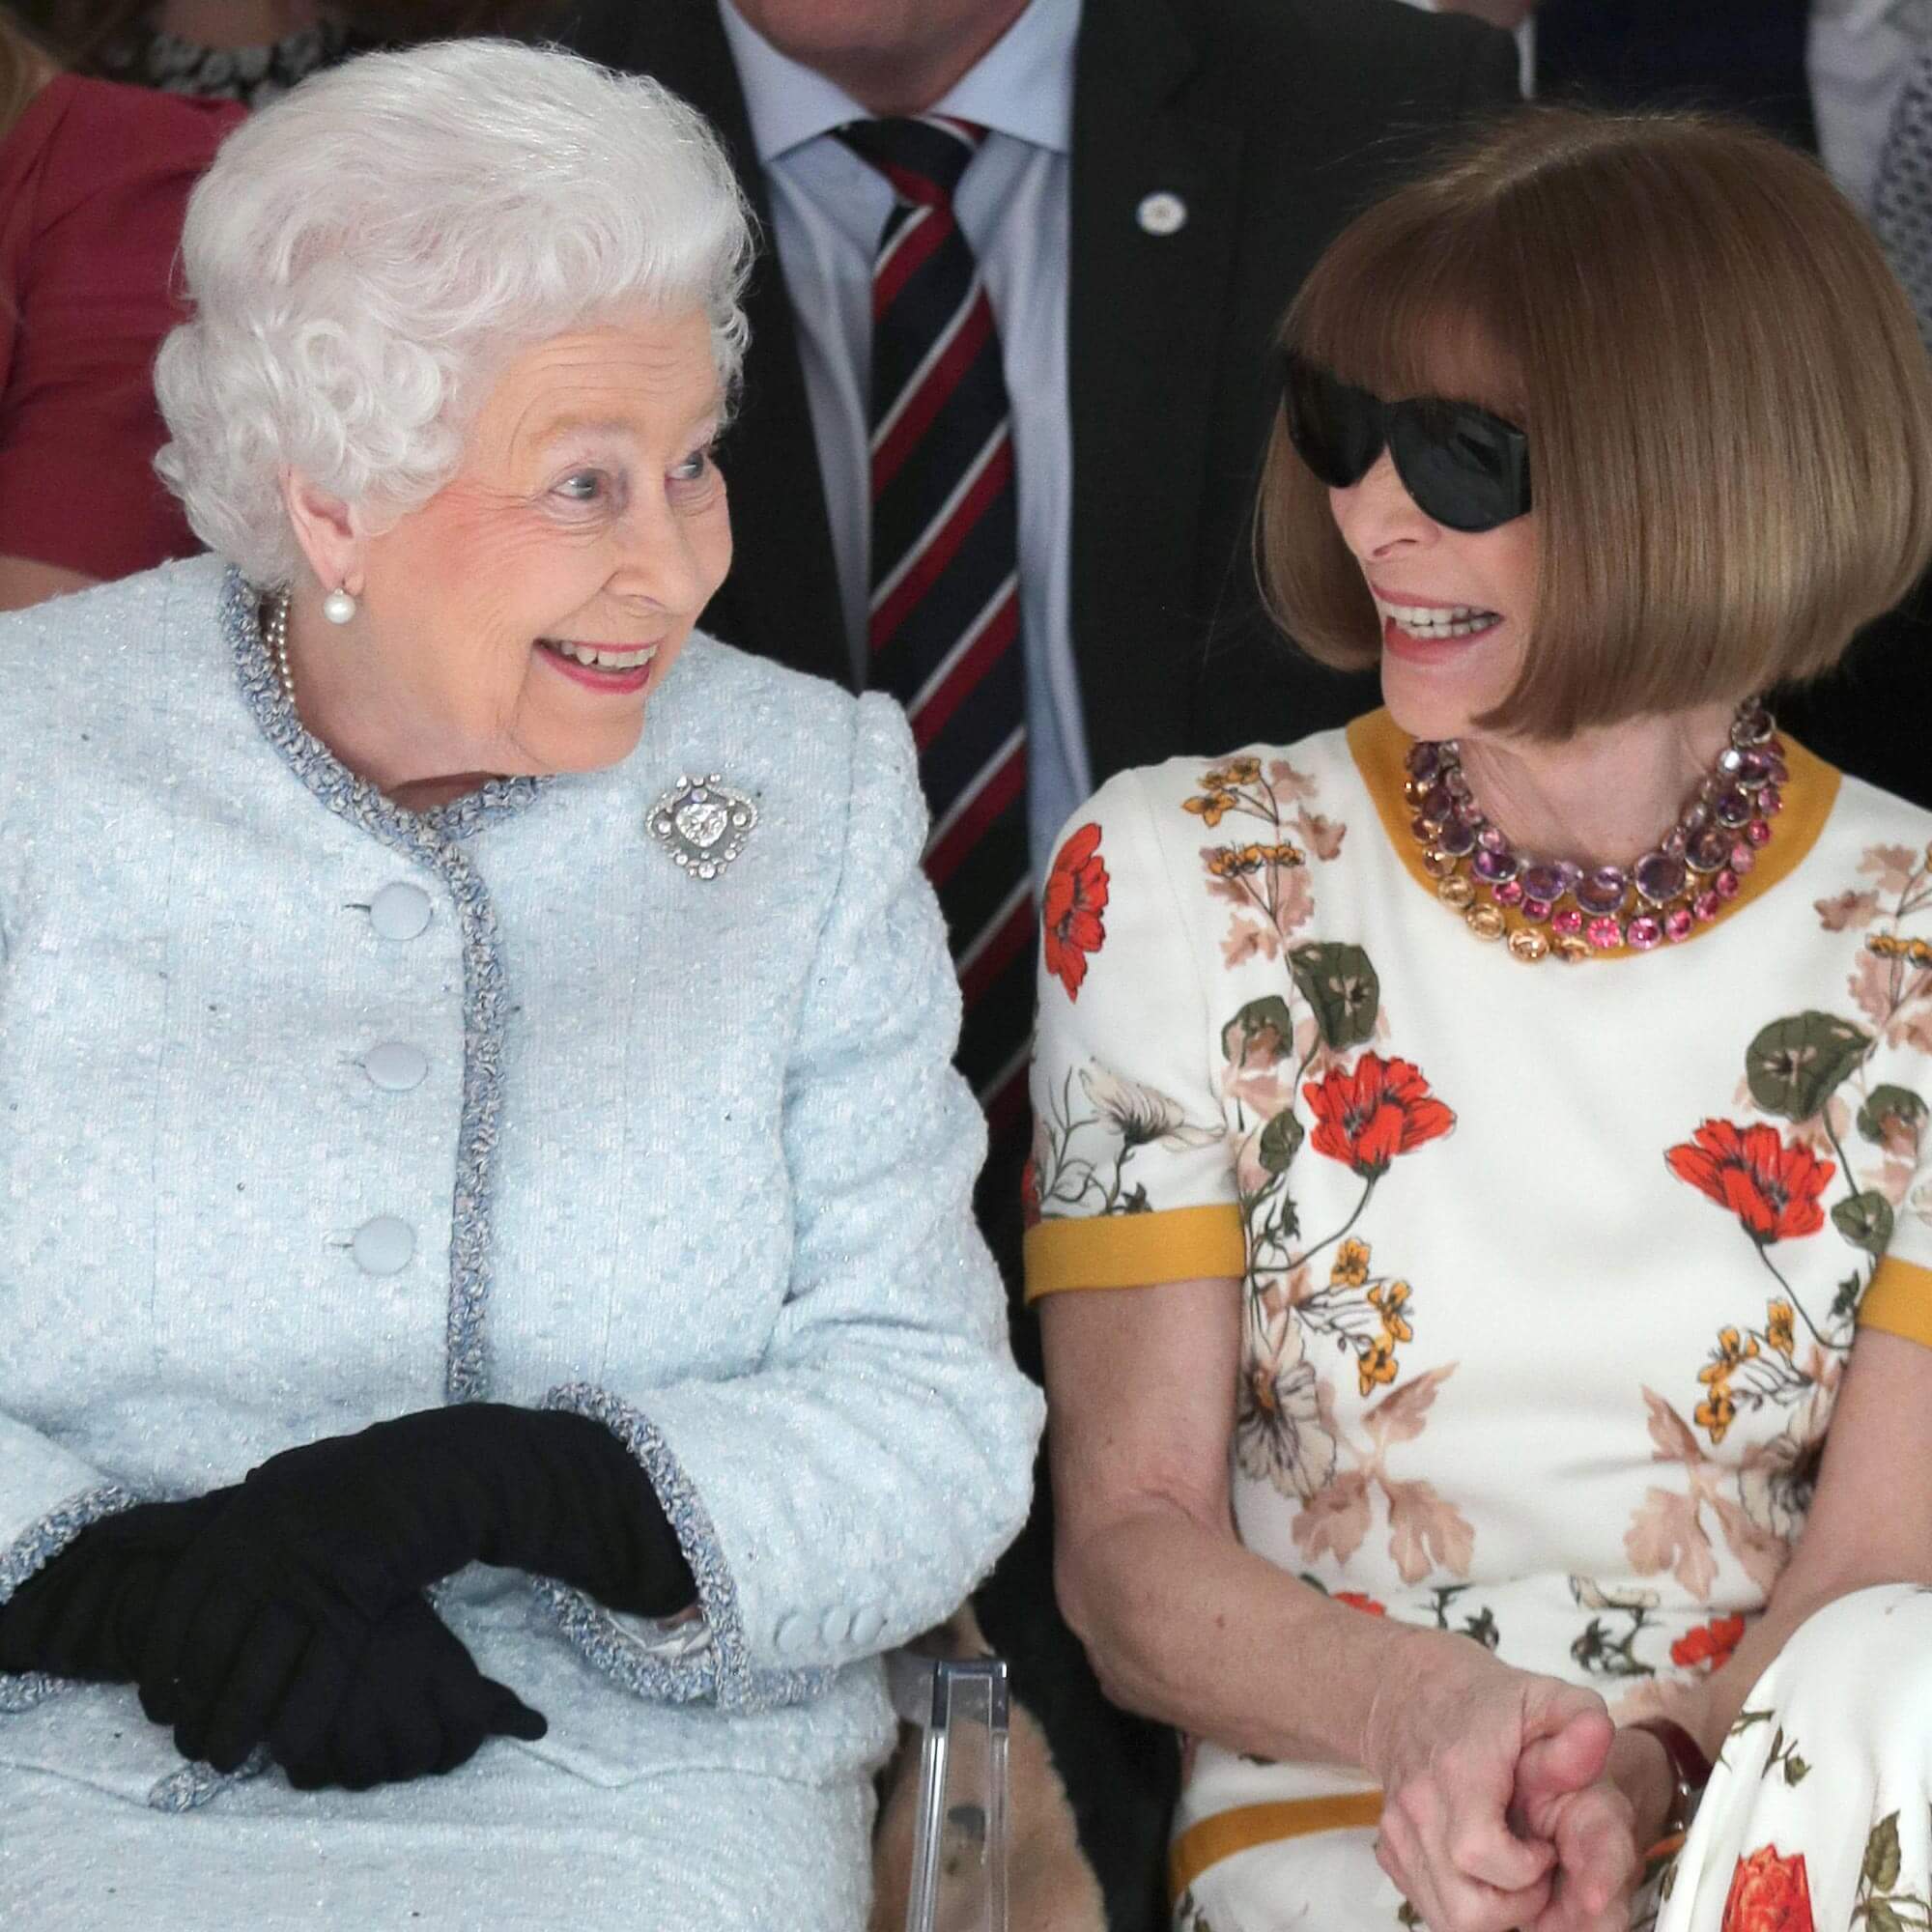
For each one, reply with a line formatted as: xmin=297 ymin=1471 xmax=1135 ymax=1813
xmin=1746 ymin=816 xmax=1772 ymax=846
xmin=1627 ymin=916 xmax=1663 ymax=950
xmin=1492 ymin=877 xmax=1524 ymax=905
xmin=1551 ymin=905 xmax=1585 ymax=937
xmin=1715 ymin=867 xmax=1741 ymax=900
xmin=1664 ymin=906 xmax=1695 ymax=942
xmin=1586 ymin=916 xmax=1625 ymax=950
xmin=1520 ymin=895 xmax=1553 ymax=923
xmin=1729 ymin=842 xmax=1755 ymax=874
xmin=1693 ymin=889 xmax=1721 ymax=923
xmin=1761 ymin=788 xmax=1783 ymax=816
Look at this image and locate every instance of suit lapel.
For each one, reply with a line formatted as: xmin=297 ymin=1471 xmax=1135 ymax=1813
xmin=1067 ymin=0 xmax=1243 ymax=781
xmin=590 ymin=1 xmax=851 ymax=687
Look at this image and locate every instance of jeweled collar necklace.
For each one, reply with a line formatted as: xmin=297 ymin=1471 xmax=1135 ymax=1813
xmin=1404 ymin=699 xmax=1785 ymax=964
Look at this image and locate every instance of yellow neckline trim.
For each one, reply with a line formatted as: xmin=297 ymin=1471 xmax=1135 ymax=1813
xmin=1170 ymin=1793 xmax=1384 ymax=1899
xmin=1346 ymin=708 xmax=1840 ymax=961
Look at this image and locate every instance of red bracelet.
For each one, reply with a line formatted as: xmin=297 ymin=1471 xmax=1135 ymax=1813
xmin=1628 ymin=1717 xmax=1714 ymax=1839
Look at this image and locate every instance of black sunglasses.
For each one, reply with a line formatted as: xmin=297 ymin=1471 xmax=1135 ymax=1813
xmin=1280 ymin=352 xmax=1532 ymax=533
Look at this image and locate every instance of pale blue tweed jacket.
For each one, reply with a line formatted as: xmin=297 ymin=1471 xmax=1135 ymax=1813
xmin=0 ymin=556 xmax=1042 ymax=1927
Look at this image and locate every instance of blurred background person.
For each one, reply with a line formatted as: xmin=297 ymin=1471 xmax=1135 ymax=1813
xmin=0 ymin=6 xmax=237 ymax=609
xmin=546 ymin=1 xmax=1521 ymax=1921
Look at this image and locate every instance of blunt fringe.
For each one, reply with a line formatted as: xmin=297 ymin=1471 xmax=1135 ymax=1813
xmin=1256 ymin=106 xmax=1932 ymax=740
xmin=155 ymin=39 xmax=754 ymax=586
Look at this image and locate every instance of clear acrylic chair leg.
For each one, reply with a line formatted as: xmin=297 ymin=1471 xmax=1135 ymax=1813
xmin=887 ymin=1652 xmax=1009 ymax=1932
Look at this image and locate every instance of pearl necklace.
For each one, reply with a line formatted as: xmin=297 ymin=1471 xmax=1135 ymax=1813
xmin=1404 ymin=699 xmax=1786 ymax=964
xmin=264 ymin=590 xmax=296 ymax=710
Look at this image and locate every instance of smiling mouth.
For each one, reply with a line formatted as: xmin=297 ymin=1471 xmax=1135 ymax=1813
xmin=537 ymin=638 xmax=660 ymax=670
xmin=1374 ymin=599 xmax=1502 ymax=641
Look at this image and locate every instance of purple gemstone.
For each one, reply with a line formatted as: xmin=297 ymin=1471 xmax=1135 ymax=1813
xmin=1736 ymin=749 xmax=1772 ymax=789
xmin=1492 ymin=876 xmax=1525 ymax=906
xmin=1473 ymin=844 xmax=1521 ymax=885
xmin=1435 ymin=815 xmax=1477 ymax=857
xmin=1687 ymin=826 xmax=1731 ymax=874
xmin=1520 ymin=895 xmax=1554 ymax=923
xmin=1576 ymin=867 xmax=1629 ymax=916
xmin=1662 ymin=829 xmax=1688 ymax=858
xmin=1762 ymin=787 xmax=1784 ymax=816
xmin=1406 ymin=742 xmax=1444 ymax=781
xmin=1718 ymin=746 xmax=1745 ymax=777
xmin=1444 ymin=767 xmax=1473 ymax=800
xmin=1421 ymin=783 xmax=1456 ymax=824
xmin=1627 ymin=916 xmax=1663 ymax=950
xmin=1586 ymin=916 xmax=1625 ymax=950
xmin=1731 ymin=704 xmax=1774 ymax=747
xmin=1476 ymin=824 xmax=1509 ymax=853
xmin=1765 ymin=754 xmax=1789 ymax=785
xmin=1634 ymin=850 xmax=1689 ymax=905
xmin=1714 ymin=787 xmax=1751 ymax=829
xmin=1520 ymin=862 xmax=1575 ymax=903
xmin=1746 ymin=816 xmax=1773 ymax=847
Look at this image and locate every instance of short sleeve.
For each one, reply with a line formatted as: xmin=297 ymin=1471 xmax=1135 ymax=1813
xmin=1847 ymin=859 xmax=1932 ymax=1347
xmin=1024 ymin=767 xmax=1243 ymax=1299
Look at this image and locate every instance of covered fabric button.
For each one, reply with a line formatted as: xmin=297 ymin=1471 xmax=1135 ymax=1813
xmin=1136 ymin=190 xmax=1187 ymax=236
xmin=368 ymin=881 xmax=432 ymax=941
xmin=817 ymin=1606 xmax=852 ymax=1647
xmin=773 ymin=1612 xmax=810 ymax=1654
xmin=352 ymin=1214 xmax=415 ymax=1275
xmin=848 ymin=1605 xmax=886 ymax=1646
xmin=364 ymin=1041 xmax=429 ymax=1092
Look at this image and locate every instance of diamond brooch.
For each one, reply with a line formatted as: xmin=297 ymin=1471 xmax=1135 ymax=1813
xmin=649 ymin=774 xmax=757 ymax=879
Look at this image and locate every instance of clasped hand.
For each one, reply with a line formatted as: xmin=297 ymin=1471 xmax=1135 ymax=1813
xmin=1364 ymin=1632 xmax=1667 ymax=1932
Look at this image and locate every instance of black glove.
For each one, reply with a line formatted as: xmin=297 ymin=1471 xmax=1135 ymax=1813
xmin=269 ymin=1592 xmax=548 ymax=1792
xmin=143 ymin=1405 xmax=693 ymax=1765
xmin=0 ymin=1492 xmax=234 ymax=1682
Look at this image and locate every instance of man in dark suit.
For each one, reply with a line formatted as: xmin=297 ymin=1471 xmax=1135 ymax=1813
xmin=554 ymin=3 xmax=1517 ymax=1923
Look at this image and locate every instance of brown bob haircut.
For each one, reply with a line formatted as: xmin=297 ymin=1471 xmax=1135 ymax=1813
xmin=1258 ymin=106 xmax=1932 ymax=741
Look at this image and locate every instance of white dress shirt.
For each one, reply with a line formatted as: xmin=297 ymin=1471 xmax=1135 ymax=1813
xmin=720 ymin=0 xmax=1089 ymax=883
xmin=1810 ymin=0 xmax=1932 ymax=209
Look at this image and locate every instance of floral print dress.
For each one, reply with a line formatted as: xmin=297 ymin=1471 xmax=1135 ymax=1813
xmin=1026 ymin=711 xmax=1932 ymax=1930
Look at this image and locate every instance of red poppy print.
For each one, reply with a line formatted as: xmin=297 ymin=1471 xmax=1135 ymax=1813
xmin=1721 ymin=1844 xmax=1814 ymax=1932
xmin=1666 ymin=1121 xmax=1834 ymax=1245
xmin=1670 ymin=1612 xmax=1746 ymax=1671
xmin=1042 ymin=822 xmax=1109 ymax=1001
xmin=1334 ymin=1592 xmax=1387 ymax=1616
xmin=1303 ymin=1054 xmax=1455 ymax=1179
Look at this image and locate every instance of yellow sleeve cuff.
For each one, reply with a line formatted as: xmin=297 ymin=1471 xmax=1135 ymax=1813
xmin=1023 ymin=1204 xmax=1245 ymax=1302
xmin=1858 ymin=1255 xmax=1932 ymax=1348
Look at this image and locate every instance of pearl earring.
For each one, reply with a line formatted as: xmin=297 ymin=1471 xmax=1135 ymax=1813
xmin=322 ymin=586 xmax=357 ymax=626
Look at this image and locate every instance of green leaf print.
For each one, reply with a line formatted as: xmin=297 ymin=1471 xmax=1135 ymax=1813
xmin=1259 ymin=1109 xmax=1304 ymax=1174
xmin=1865 ymin=1899 xmax=1904 ymax=1932
xmin=1288 ymin=943 xmax=1379 ymax=1050
xmin=1222 ymin=995 xmax=1295 ymax=1067
xmin=1865 ymin=1812 xmax=1903 ymax=1895
xmin=1833 ymin=1191 xmax=1896 ymax=1256
xmin=1746 ymin=1012 xmax=1872 ymax=1121
xmin=1859 ymin=1086 xmax=1929 ymax=1146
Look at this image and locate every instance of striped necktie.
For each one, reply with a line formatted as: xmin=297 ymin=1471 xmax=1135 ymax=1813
xmin=837 ymin=114 xmax=1033 ymax=1141
xmin=1874 ymin=42 xmax=1932 ymax=345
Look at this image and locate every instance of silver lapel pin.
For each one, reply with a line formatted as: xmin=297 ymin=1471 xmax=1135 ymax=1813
xmin=650 ymin=773 xmax=758 ymax=879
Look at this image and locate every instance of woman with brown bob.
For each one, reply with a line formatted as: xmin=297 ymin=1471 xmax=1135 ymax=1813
xmin=1026 ymin=106 xmax=1932 ymax=1932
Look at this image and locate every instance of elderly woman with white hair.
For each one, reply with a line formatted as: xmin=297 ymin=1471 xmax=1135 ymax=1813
xmin=0 ymin=39 xmax=1040 ymax=1929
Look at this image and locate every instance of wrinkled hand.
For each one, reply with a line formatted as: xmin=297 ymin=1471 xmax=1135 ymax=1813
xmin=1507 ymin=1725 xmax=1674 ymax=1932
xmin=1364 ymin=1631 xmax=1611 ymax=1932
xmin=270 ymin=1594 xmax=547 ymax=1791
xmin=0 ymin=1492 xmax=234 ymax=1683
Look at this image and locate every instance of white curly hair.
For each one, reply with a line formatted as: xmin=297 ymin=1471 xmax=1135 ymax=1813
xmin=155 ymin=39 xmax=754 ymax=587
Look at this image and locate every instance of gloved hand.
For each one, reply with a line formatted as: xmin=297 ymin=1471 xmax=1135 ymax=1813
xmin=142 ymin=1405 xmax=692 ymax=1767
xmin=0 ymin=1492 xmax=235 ymax=1682
xmin=269 ymin=1592 xmax=548 ymax=1791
